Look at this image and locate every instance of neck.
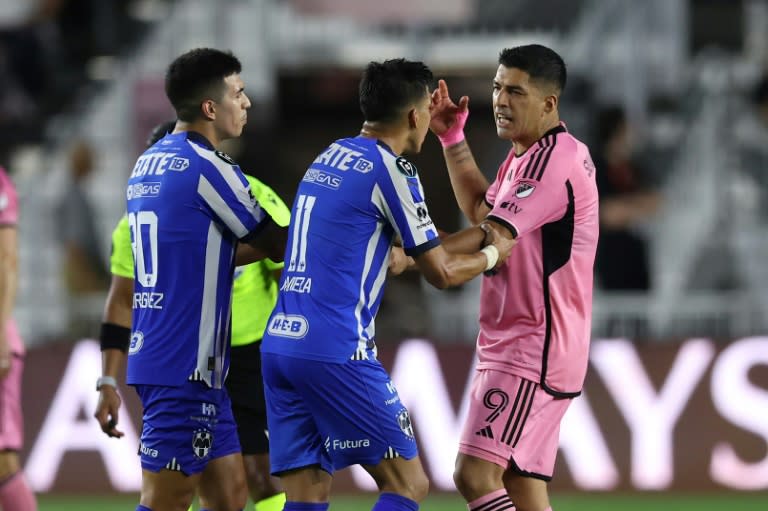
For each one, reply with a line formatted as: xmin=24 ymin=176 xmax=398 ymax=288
xmin=175 ymin=120 xmax=220 ymax=148
xmin=359 ymin=121 xmax=406 ymax=155
xmin=513 ymin=116 xmax=560 ymax=155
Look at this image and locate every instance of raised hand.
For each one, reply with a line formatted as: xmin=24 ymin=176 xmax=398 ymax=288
xmin=430 ymin=79 xmax=470 ymax=146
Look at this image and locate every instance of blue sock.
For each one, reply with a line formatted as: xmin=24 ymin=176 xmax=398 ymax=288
xmin=136 ymin=506 xmax=152 ymax=511
xmin=372 ymin=492 xmax=419 ymax=511
xmin=283 ymin=503 xmax=329 ymax=511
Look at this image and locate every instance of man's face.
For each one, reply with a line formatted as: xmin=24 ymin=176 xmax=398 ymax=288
xmin=406 ymin=88 xmax=432 ymax=154
xmin=492 ymin=65 xmax=549 ymax=143
xmin=212 ymin=74 xmax=251 ymax=139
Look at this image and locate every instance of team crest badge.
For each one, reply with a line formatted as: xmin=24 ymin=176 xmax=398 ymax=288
xmin=515 ymin=183 xmax=535 ymax=198
xmin=396 ymin=409 xmax=415 ymax=438
xmin=192 ymin=430 xmax=213 ymax=459
xmin=395 ymin=157 xmax=418 ymax=177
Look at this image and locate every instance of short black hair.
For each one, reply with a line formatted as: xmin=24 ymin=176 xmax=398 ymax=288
xmin=498 ymin=44 xmax=567 ymax=94
xmin=359 ymin=58 xmax=433 ymax=123
xmin=165 ymin=48 xmax=242 ymax=122
xmin=146 ymin=120 xmax=176 ymax=147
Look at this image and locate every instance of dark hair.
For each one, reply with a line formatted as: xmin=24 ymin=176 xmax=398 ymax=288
xmin=498 ymin=44 xmax=567 ymax=94
xmin=359 ymin=58 xmax=433 ymax=123
xmin=146 ymin=120 xmax=176 ymax=147
xmin=165 ymin=48 xmax=242 ymax=122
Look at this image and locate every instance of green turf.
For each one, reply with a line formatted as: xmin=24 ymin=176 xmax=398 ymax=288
xmin=37 ymin=492 xmax=768 ymax=510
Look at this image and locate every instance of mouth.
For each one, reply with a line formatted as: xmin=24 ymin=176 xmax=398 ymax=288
xmin=495 ymin=113 xmax=512 ymax=128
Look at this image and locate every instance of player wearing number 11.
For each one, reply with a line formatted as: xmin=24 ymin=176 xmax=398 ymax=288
xmin=260 ymin=59 xmax=515 ymax=511
xmin=125 ymin=48 xmax=286 ymax=511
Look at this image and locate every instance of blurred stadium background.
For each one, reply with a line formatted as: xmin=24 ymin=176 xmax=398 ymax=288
xmin=2 ymin=0 xmax=767 ymax=509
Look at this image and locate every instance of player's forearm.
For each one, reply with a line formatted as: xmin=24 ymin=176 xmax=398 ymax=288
xmin=443 ymin=140 xmax=490 ymax=224
xmin=440 ymin=225 xmax=486 ymax=255
xmin=101 ymin=349 xmax=127 ymax=379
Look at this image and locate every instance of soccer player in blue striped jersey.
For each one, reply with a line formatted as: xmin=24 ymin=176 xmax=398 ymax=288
xmin=261 ymin=59 xmax=515 ymax=511
xmin=123 ymin=48 xmax=285 ymax=511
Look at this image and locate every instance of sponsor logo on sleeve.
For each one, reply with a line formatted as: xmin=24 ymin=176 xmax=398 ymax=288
xmin=515 ymin=182 xmax=535 ymax=198
xmin=395 ymin=157 xmax=418 ymax=177
xmin=215 ymin=151 xmax=236 ymax=165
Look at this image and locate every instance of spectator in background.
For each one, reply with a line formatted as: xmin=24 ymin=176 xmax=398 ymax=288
xmin=593 ymin=105 xmax=661 ymax=291
xmin=0 ymin=164 xmax=37 ymax=511
xmin=55 ymin=139 xmax=110 ymax=337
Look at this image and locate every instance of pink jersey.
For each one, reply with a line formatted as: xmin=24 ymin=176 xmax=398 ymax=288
xmin=480 ymin=124 xmax=598 ymax=397
xmin=0 ymin=167 xmax=24 ymax=355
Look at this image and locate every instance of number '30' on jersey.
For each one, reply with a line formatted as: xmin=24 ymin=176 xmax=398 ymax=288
xmin=126 ymin=131 xmax=269 ymax=388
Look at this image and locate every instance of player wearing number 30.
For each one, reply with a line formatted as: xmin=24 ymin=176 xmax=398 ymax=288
xmin=261 ymin=59 xmax=515 ymax=511
xmin=124 ymin=49 xmax=286 ymax=511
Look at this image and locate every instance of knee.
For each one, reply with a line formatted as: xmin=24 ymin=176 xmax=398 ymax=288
xmin=453 ymin=465 xmax=493 ymax=501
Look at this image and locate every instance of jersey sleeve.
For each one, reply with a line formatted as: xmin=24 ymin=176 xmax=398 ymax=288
xmin=487 ymin=144 xmax=574 ymax=239
xmin=0 ymin=169 xmax=18 ymax=226
xmin=195 ymin=155 xmax=269 ymax=241
xmin=375 ymin=155 xmax=440 ymax=257
xmin=245 ymin=175 xmax=291 ymax=270
xmin=110 ymin=215 xmax=134 ymax=278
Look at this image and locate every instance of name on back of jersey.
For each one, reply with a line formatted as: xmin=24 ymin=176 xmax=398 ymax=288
xmin=130 ymin=152 xmax=190 ymax=178
xmin=134 ymin=291 xmax=164 ymax=309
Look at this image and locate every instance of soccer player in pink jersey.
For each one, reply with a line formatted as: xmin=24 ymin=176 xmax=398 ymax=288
xmin=430 ymin=44 xmax=599 ymax=511
xmin=0 ymin=166 xmax=37 ymax=511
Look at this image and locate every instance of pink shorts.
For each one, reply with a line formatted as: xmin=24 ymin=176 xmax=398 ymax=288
xmin=458 ymin=368 xmax=571 ymax=480
xmin=0 ymin=355 xmax=24 ymax=450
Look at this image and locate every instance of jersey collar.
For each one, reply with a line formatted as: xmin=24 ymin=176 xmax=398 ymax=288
xmin=185 ymin=131 xmax=215 ymax=150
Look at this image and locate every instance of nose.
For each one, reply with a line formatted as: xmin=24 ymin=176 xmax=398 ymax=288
xmin=243 ymin=93 xmax=252 ymax=109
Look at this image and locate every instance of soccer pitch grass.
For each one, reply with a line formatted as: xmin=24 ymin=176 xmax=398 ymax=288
xmin=37 ymin=492 xmax=768 ymax=510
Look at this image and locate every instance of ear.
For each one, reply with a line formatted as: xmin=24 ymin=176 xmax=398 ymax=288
xmin=201 ymin=99 xmax=216 ymax=120
xmin=543 ymin=94 xmax=558 ymax=114
xmin=407 ymin=107 xmax=418 ymax=129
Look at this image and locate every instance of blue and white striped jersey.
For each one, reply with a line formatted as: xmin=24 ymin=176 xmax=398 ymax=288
xmin=126 ymin=131 xmax=268 ymax=388
xmin=261 ymin=136 xmax=440 ymax=362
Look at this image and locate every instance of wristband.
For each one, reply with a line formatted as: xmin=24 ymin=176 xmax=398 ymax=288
xmin=437 ymin=109 xmax=469 ymax=148
xmin=96 ymin=376 xmax=118 ymax=391
xmin=480 ymin=245 xmax=499 ymax=272
xmin=99 ymin=322 xmax=131 ymax=352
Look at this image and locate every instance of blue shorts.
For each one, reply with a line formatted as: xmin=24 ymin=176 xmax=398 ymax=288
xmin=133 ymin=381 xmax=241 ymax=475
xmin=262 ymin=352 xmax=418 ymax=475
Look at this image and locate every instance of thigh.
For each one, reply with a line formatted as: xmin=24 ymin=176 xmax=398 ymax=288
xmin=0 ymin=355 xmax=24 ymax=451
xmin=458 ymin=369 xmax=571 ymax=480
xmin=198 ymin=452 xmax=248 ymax=511
xmin=135 ymin=382 xmax=242 ymax=476
xmin=140 ymin=468 xmax=199 ymax=511
xmin=362 ymin=454 xmax=428 ymax=497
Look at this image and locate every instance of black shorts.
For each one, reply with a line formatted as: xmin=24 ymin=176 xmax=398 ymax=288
xmin=225 ymin=341 xmax=269 ymax=455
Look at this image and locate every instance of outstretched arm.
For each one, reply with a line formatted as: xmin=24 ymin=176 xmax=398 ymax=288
xmin=430 ymin=79 xmax=492 ymax=224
